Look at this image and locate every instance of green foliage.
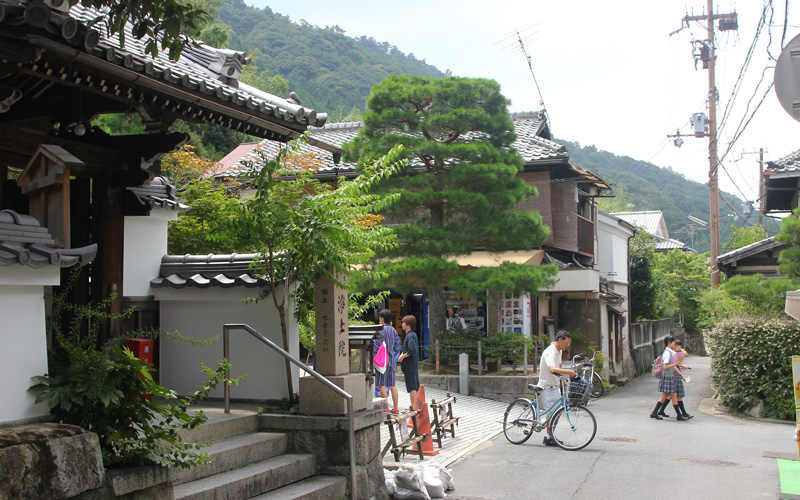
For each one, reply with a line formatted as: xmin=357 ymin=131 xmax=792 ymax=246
xmin=346 ymin=75 xmax=550 ymax=338
xmin=230 ymin=137 xmax=406 ymax=398
xmin=448 ymin=262 xmax=558 ymax=300
xmin=777 ymin=208 xmax=800 ymax=279
xmin=77 ymin=0 xmax=213 ymax=59
xmin=698 ymin=274 xmax=796 ymax=329
xmin=482 ymin=332 xmax=528 ymax=371
xmin=652 ymin=250 xmax=710 ymax=333
xmin=723 ymin=226 xmax=769 ymax=252
xmin=28 ymin=269 xmax=238 ymax=468
xmin=258 ymin=397 xmax=300 ymax=415
xmin=169 ymin=179 xmax=249 ymax=254
xmin=430 ymin=328 xmax=484 ymax=364
xmin=629 ymin=231 xmax=658 ymax=321
xmin=565 ymin=140 xmax=781 ymax=252
xmin=706 ymin=317 xmax=800 ymax=420
xmin=216 ymin=0 xmax=444 ymax=115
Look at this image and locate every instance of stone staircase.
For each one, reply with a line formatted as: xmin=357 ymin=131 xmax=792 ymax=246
xmin=170 ymin=410 xmax=346 ymax=500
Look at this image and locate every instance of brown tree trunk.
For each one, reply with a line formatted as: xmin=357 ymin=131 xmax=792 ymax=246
xmin=276 ymin=304 xmax=295 ymax=402
xmin=428 ymin=286 xmax=446 ymax=346
xmin=487 ymin=288 xmax=503 ymax=334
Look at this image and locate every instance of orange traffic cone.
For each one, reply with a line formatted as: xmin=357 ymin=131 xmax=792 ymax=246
xmin=408 ymin=384 xmax=439 ymax=456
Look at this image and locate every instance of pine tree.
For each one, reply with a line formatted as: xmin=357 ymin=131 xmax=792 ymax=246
xmin=346 ymin=75 xmax=550 ymax=342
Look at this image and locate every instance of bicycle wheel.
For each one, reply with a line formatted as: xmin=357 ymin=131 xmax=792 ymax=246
xmin=503 ymin=398 xmax=535 ymax=445
xmin=590 ymin=372 xmax=605 ymax=398
xmin=551 ymin=404 xmax=597 ymax=451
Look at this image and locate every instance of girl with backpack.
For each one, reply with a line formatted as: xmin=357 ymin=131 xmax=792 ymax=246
xmin=374 ymin=309 xmax=403 ymax=414
xmin=649 ymin=335 xmax=690 ymax=421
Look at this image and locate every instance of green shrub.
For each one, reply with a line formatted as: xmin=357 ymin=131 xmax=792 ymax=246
xmin=706 ymin=316 xmax=800 ymax=420
xmin=430 ymin=328 xmax=485 ymax=364
xmin=483 ymin=332 xmax=528 ymax=370
xmin=28 ymin=269 xmax=238 ymax=468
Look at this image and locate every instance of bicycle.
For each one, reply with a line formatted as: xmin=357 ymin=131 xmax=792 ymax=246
xmin=502 ymin=376 xmax=597 ymax=451
xmin=565 ymin=353 xmax=605 ymax=398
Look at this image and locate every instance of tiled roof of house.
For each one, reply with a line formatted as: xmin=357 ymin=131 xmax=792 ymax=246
xmin=0 ymin=210 xmax=96 ymax=268
xmin=150 ymin=254 xmax=269 ymax=289
xmin=127 ymin=177 xmax=188 ymax=212
xmin=766 ymin=149 xmax=800 ymax=174
xmin=717 ymin=236 xmax=783 ymax=265
xmin=212 ymin=113 xmax=576 ymax=179
xmin=0 ymin=1 xmax=327 ymax=141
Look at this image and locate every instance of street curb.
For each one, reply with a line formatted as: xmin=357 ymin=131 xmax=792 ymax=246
xmin=699 ymin=395 xmax=794 ymax=425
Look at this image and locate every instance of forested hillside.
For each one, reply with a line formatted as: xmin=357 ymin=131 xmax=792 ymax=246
xmin=217 ymin=0 xmax=445 ymax=119
xmin=563 ymin=140 xmax=777 ymax=252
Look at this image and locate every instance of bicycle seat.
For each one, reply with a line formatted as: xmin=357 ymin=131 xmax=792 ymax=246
xmin=527 ymin=384 xmax=544 ymax=392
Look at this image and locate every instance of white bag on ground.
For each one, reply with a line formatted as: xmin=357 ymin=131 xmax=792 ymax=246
xmin=423 ymin=462 xmax=455 ymax=491
xmin=393 ymin=464 xmax=431 ymax=500
xmin=385 ymin=469 xmax=397 ymax=497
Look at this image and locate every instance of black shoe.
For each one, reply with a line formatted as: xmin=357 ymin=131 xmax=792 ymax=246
xmin=543 ymin=436 xmax=557 ymax=446
xmin=683 ymin=413 xmax=694 ymax=419
xmin=676 ymin=415 xmax=690 ymax=421
xmin=657 ymin=411 xmax=670 ymax=418
xmin=650 ymin=413 xmax=663 ymax=420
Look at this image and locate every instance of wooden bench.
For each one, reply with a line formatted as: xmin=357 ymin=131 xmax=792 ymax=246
xmin=430 ymin=393 xmax=459 ymax=448
xmin=381 ymin=410 xmax=426 ymax=462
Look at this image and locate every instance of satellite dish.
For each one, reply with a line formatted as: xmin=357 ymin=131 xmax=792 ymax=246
xmin=774 ymin=32 xmax=800 ymax=122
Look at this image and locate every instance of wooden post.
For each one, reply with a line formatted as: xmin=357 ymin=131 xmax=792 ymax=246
xmin=435 ymin=340 xmax=440 ymax=375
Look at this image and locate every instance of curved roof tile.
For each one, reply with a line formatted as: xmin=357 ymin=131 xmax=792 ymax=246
xmin=0 ymin=210 xmax=96 ymax=268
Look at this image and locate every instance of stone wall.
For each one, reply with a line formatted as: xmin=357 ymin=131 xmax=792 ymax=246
xmin=259 ymin=410 xmax=387 ymax=500
xmin=418 ymin=375 xmax=540 ymax=403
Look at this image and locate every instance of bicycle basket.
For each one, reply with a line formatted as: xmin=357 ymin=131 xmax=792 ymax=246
xmin=567 ymin=377 xmax=591 ymax=405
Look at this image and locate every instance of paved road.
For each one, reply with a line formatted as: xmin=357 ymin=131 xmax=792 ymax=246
xmin=445 ymin=355 xmax=796 ymax=500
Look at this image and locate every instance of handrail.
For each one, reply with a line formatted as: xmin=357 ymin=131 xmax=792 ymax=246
xmin=223 ymin=323 xmax=357 ymax=500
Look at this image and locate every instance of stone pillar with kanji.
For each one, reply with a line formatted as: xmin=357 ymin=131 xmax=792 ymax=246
xmin=299 ymin=269 xmax=367 ymax=415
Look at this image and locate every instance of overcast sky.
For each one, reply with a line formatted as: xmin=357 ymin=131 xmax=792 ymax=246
xmin=248 ymin=0 xmax=798 ymax=216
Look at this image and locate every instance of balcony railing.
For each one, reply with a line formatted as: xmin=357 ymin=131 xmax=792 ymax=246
xmin=578 ymin=215 xmax=594 ymax=256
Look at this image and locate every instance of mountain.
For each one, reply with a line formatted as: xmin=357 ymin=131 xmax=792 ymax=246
xmin=562 ymin=140 xmax=778 ymax=252
xmin=212 ymin=1 xmax=775 ymax=253
xmin=217 ymin=0 xmax=445 ymax=120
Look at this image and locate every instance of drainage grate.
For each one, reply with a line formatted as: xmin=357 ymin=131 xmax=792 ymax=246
xmin=677 ymin=458 xmax=751 ymax=468
xmin=599 ymin=437 xmax=640 ymax=442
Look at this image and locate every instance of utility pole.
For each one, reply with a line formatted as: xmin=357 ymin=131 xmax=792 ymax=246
xmin=681 ymin=0 xmax=737 ymax=287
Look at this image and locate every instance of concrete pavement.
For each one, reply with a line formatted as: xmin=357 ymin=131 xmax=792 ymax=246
xmin=442 ymin=355 xmax=796 ymax=500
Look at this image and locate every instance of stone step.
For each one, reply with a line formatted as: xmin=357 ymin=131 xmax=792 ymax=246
xmin=173 ymin=453 xmax=317 ymax=500
xmin=177 ymin=410 xmax=260 ymax=444
xmin=170 ymin=432 xmax=288 ymax=486
xmin=613 ymin=377 xmax=629 ymax=387
xmin=249 ymin=476 xmax=347 ymax=500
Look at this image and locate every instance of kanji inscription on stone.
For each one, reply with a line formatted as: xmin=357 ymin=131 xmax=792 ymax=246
xmin=314 ymin=270 xmax=348 ymax=375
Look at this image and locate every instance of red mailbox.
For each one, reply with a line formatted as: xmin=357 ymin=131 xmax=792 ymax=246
xmin=124 ymin=338 xmax=154 ymax=400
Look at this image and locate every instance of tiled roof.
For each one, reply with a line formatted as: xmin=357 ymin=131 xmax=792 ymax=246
xmin=127 ymin=177 xmax=188 ymax=212
xmin=717 ymin=236 xmax=783 ymax=265
xmin=150 ymin=254 xmax=269 ymax=289
xmin=0 ymin=2 xmax=326 ymax=140
xmin=766 ymin=149 xmax=800 ymax=174
xmin=213 ymin=113 xmax=582 ymax=180
xmin=0 ymin=210 xmax=96 ymax=268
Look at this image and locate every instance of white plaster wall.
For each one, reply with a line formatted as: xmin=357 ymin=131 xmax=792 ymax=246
xmin=0 ymin=284 xmax=52 ymax=423
xmin=597 ymin=213 xmax=633 ymax=284
xmin=544 ymin=268 xmax=600 ymax=293
xmin=123 ymin=211 xmax=174 ymax=297
xmin=156 ymin=286 xmax=299 ymax=401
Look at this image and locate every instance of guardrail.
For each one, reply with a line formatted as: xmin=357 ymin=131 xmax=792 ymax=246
xmin=222 ymin=323 xmax=357 ymax=500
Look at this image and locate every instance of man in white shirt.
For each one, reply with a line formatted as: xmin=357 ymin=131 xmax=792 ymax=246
xmin=537 ymin=330 xmax=577 ymax=446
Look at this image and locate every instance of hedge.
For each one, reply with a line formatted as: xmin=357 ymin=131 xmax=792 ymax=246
xmin=706 ymin=316 xmax=800 ymax=420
